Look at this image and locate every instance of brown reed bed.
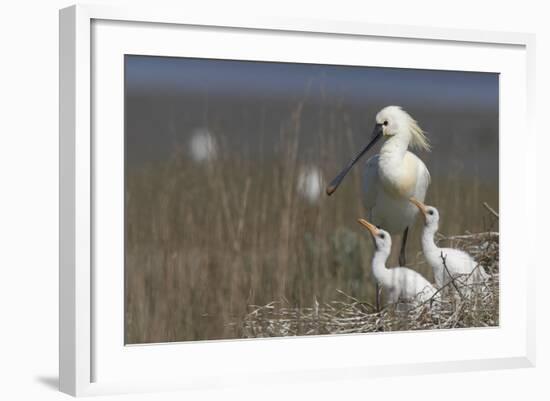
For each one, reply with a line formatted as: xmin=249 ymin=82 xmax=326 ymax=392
xmin=125 ymin=101 xmax=499 ymax=343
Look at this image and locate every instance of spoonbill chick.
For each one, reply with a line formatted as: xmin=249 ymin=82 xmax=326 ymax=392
xmin=328 ymin=106 xmax=431 ymax=266
xmin=357 ymin=218 xmax=438 ymax=306
xmin=409 ymin=198 xmax=489 ymax=290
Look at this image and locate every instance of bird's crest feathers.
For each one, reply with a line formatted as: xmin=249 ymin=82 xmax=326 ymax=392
xmin=378 ymin=105 xmax=431 ymax=152
xmin=408 ymin=116 xmax=431 ymax=152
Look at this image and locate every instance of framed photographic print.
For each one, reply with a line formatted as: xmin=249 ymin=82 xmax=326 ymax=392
xmin=59 ymin=4 xmax=536 ymax=396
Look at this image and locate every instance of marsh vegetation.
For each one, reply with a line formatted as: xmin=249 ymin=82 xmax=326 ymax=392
xmin=125 ymin=95 xmax=499 ymax=344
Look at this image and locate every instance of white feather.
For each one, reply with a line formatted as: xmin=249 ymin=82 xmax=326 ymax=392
xmin=361 ymin=224 xmax=438 ymax=306
xmin=363 ymin=151 xmax=430 ymax=234
xmin=415 ymin=204 xmax=490 ymax=291
xmin=361 ymin=106 xmax=431 ymax=235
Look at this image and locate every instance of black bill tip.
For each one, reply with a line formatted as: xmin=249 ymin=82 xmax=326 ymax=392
xmin=325 ymin=122 xmax=383 ymax=197
xmin=326 ymin=185 xmax=336 ymax=196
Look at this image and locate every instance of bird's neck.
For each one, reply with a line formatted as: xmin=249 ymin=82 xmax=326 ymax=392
xmin=379 ymin=135 xmax=408 ymax=165
xmin=378 ymin=137 xmax=416 ymax=198
xmin=421 ymin=223 xmax=439 ymax=254
xmin=372 ymin=249 xmax=393 ymax=288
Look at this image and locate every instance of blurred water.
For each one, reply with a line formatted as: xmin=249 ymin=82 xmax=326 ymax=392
xmin=125 ymin=55 xmax=498 ymax=185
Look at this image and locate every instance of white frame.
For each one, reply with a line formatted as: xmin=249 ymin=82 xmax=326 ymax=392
xmin=59 ymin=4 xmax=536 ymax=397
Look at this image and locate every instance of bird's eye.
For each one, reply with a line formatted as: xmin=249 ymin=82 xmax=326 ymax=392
xmin=428 ymin=210 xmax=434 ymax=215
xmin=379 ymin=233 xmax=385 ymax=239
xmin=383 ymin=120 xmax=389 ymax=126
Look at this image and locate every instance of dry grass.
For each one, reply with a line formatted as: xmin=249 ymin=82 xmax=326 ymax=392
xmin=241 ymin=227 xmax=499 ymax=337
xmin=125 ymin=103 xmax=499 ymax=344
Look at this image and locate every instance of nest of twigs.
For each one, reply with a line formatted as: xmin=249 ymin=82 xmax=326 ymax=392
xmin=240 ymin=204 xmax=499 ymax=338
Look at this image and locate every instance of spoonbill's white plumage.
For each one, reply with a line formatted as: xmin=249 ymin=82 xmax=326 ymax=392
xmin=328 ymin=106 xmax=431 ymax=265
xmin=409 ymin=198 xmax=489 ymax=290
xmin=357 ymin=219 xmax=438 ymax=306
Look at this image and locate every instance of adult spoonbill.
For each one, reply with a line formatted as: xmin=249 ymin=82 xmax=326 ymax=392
xmin=327 ymin=106 xmax=431 ymax=265
xmin=409 ymin=198 xmax=489 ymax=290
xmin=357 ymin=218 xmax=438 ymax=306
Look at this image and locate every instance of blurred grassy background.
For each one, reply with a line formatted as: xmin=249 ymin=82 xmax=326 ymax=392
xmin=124 ymin=56 xmax=499 ymax=344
